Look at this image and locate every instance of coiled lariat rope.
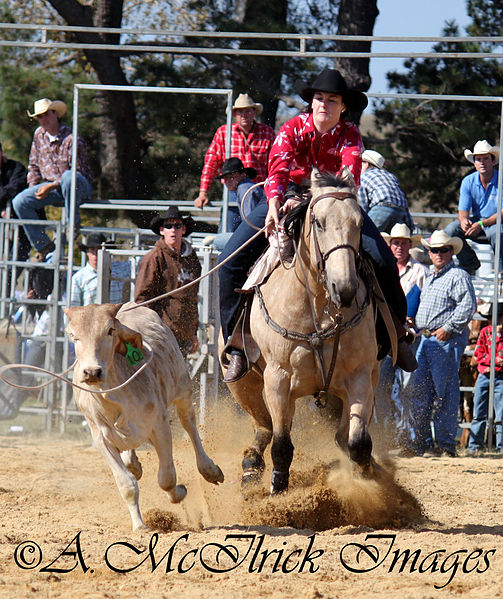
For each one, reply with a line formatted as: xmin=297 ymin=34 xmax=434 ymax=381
xmin=0 ymin=341 xmax=154 ymax=394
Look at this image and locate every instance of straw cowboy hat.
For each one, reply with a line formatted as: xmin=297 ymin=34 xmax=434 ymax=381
xmin=27 ymin=98 xmax=67 ymax=119
xmin=216 ymin=157 xmax=257 ymax=180
xmin=464 ymin=140 xmax=500 ymax=165
xmin=231 ymin=93 xmax=263 ymax=116
xmin=381 ymin=223 xmax=422 ymax=247
xmin=421 ymin=230 xmax=463 ymax=255
xmin=362 ymin=149 xmax=386 ymax=169
xmin=149 ymin=206 xmax=195 ymax=236
xmin=300 ymin=68 xmax=368 ymax=113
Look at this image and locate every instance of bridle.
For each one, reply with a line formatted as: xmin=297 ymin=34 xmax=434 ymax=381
xmin=256 ymin=187 xmax=369 ymax=405
xmin=309 ymin=191 xmax=359 ymax=276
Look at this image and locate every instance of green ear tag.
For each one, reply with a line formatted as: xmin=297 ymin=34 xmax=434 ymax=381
xmin=125 ymin=341 xmax=144 ymax=366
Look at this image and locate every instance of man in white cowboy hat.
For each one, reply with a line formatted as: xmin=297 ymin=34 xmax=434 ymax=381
xmin=357 ymin=149 xmax=413 ymax=233
xmin=134 ymin=207 xmax=201 ymax=356
xmin=444 ymin=139 xmax=500 ymax=274
xmin=375 ymin=224 xmax=429 ymax=449
xmin=194 ymin=93 xmax=274 ymax=208
xmin=12 ymin=97 xmax=93 ymax=259
xmin=408 ymin=229 xmax=476 ymax=457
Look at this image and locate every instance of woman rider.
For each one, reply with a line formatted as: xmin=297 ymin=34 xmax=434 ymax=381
xmin=219 ymin=68 xmax=415 ymax=383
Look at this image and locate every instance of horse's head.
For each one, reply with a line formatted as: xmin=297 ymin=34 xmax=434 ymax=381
xmin=308 ymin=168 xmax=362 ymax=308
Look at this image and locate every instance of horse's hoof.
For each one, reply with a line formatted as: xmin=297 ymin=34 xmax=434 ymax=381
xmin=241 ymin=469 xmax=263 ymax=488
xmin=357 ymin=457 xmax=381 ymax=479
xmin=270 ymin=470 xmax=289 ymax=495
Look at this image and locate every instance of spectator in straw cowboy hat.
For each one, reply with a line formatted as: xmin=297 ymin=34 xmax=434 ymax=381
xmin=134 ymin=207 xmax=201 ymax=356
xmin=12 ymin=98 xmax=93 ymax=259
xmin=374 ymin=223 xmax=429 ymax=449
xmin=410 ymin=229 xmax=476 ymax=457
xmin=444 ymin=140 xmax=500 ymax=274
xmin=358 ymin=149 xmax=413 ymax=233
xmin=194 ymin=93 xmax=275 ymax=208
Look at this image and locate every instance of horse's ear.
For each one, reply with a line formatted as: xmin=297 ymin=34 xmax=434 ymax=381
xmin=310 ymin=168 xmax=323 ymax=191
xmin=340 ymin=167 xmax=356 ymax=192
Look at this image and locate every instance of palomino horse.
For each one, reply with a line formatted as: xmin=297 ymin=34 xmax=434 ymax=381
xmin=225 ymin=169 xmax=380 ymax=495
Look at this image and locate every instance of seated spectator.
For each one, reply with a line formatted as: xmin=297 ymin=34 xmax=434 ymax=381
xmin=358 ymin=149 xmax=413 ymax=233
xmin=134 ymin=208 xmax=201 ymax=356
xmin=12 ymin=98 xmax=93 ymax=260
xmin=468 ymin=301 xmax=503 ymax=454
xmin=444 ymin=140 xmax=500 ymax=274
xmin=209 ymin=157 xmax=267 ymax=250
xmin=194 ymin=93 xmax=274 ymax=208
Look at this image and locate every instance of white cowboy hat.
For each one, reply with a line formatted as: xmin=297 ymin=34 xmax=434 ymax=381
xmin=381 ymin=223 xmax=422 ymax=248
xmin=421 ymin=230 xmax=463 ymax=255
xmin=27 ymin=98 xmax=67 ymax=119
xmin=362 ymin=149 xmax=385 ymax=169
xmin=464 ymin=140 xmax=499 ymax=164
xmin=231 ymin=93 xmax=263 ymax=116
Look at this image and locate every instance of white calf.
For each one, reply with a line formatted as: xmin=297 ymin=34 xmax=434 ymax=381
xmin=64 ymin=302 xmax=223 ymax=530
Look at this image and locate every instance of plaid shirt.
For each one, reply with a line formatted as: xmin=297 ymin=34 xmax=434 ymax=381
xmin=71 ymin=262 xmax=128 ymax=306
xmin=264 ymin=113 xmax=363 ymax=204
xmin=199 ymin=121 xmax=275 ymax=192
xmin=358 ymin=167 xmax=410 ymax=212
xmin=27 ymin=123 xmax=92 ymax=187
xmin=415 ymin=261 xmax=476 ymax=335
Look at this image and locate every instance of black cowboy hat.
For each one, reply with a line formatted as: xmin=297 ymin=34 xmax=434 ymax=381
xmin=150 ymin=206 xmax=195 ymax=236
xmin=78 ymin=232 xmax=113 ymax=252
xmin=216 ymin=157 xmax=257 ymax=180
xmin=299 ymin=68 xmax=368 ymax=113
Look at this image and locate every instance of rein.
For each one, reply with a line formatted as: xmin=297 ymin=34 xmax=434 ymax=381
xmin=256 ymin=187 xmax=369 ymax=403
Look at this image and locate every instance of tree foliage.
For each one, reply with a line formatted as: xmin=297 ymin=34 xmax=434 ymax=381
xmin=0 ymin=0 xmax=377 ymax=222
xmin=371 ymin=1 xmax=503 ymax=213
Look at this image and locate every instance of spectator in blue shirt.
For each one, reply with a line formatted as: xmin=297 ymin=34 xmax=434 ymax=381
xmin=444 ymin=140 xmax=500 ymax=274
xmin=357 ymin=149 xmax=413 ymax=233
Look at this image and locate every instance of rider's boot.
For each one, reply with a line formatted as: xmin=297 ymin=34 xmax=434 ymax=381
xmin=223 ymin=349 xmax=249 ymax=383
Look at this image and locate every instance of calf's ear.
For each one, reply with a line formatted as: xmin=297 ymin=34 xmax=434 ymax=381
xmin=115 ymin=321 xmax=143 ymax=356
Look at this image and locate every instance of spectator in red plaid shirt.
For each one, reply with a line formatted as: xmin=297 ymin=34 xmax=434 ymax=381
xmin=194 ymin=94 xmax=275 ymax=208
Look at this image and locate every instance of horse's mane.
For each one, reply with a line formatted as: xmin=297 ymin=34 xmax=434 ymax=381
xmin=284 ymin=173 xmax=352 ymax=241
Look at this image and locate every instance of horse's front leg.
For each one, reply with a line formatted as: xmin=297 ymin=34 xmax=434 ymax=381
xmin=344 ymin=371 xmax=376 ymax=473
xmin=263 ymin=365 xmax=295 ymax=495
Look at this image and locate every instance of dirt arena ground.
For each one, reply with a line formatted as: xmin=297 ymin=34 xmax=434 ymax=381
xmin=1 ymin=399 xmax=503 ymax=599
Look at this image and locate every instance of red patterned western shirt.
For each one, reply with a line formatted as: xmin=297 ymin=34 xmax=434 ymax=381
xmin=264 ymin=113 xmax=363 ymax=204
xmin=474 ymin=325 xmax=503 ymax=374
xmin=199 ymin=121 xmax=275 ymax=192
xmin=27 ymin=123 xmax=92 ymax=187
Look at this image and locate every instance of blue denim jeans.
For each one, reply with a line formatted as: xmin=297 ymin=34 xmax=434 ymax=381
xmin=374 ymin=343 xmax=418 ymax=446
xmin=468 ymin=372 xmax=503 ymax=451
xmin=367 ymin=204 xmax=413 ymax=233
xmin=410 ymin=331 xmax=467 ymax=454
xmin=444 ymin=219 xmax=503 ymax=273
xmin=12 ymin=170 xmax=92 ymax=251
